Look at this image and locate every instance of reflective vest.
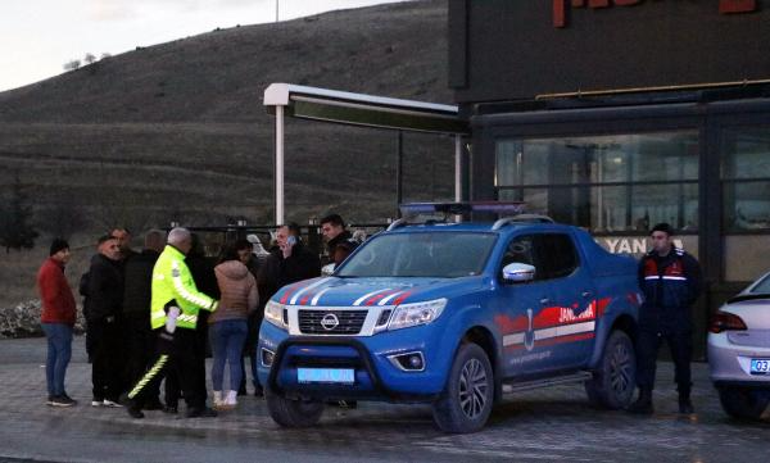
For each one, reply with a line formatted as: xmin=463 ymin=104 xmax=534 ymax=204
xmin=150 ymin=245 xmax=217 ymax=330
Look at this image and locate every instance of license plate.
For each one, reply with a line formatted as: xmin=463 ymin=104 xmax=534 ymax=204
xmin=297 ymin=367 xmax=355 ymax=384
xmin=750 ymin=359 xmax=770 ymax=374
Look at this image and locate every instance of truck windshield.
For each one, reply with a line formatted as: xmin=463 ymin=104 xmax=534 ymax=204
xmin=337 ymin=232 xmax=497 ymax=278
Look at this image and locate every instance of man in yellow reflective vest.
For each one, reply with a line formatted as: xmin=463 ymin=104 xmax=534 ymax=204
xmin=124 ymin=227 xmax=219 ymax=419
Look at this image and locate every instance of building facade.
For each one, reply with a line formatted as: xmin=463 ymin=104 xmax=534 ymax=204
xmin=449 ymin=0 xmax=770 ymax=354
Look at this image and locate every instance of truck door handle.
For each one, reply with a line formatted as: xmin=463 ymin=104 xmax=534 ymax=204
xmin=582 ymin=291 xmax=593 ymax=298
xmin=540 ymin=297 xmax=550 ymax=305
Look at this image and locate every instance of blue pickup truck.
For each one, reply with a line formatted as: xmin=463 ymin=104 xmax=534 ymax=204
xmin=257 ymin=205 xmax=641 ymax=433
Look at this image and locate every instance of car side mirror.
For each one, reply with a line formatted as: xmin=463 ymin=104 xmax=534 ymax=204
xmin=321 ymin=263 xmax=336 ymax=276
xmin=502 ymin=263 xmax=536 ymax=283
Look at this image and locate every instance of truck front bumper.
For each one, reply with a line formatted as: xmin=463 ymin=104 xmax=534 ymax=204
xmin=257 ymin=321 xmax=449 ymax=402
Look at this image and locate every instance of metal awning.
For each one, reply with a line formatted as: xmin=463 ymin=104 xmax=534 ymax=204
xmin=263 ymin=83 xmax=469 ymax=224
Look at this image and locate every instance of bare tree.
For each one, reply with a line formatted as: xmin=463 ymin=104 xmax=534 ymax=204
xmin=84 ymin=53 xmax=97 ymax=65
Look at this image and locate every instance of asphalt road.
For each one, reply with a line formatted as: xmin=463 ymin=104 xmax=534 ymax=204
xmin=1 ymin=337 xmax=768 ymax=463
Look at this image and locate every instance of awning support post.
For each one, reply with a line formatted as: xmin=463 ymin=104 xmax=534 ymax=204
xmin=275 ymin=105 xmax=285 ymax=225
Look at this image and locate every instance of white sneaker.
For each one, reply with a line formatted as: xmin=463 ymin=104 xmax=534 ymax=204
xmin=225 ymin=391 xmax=238 ymax=408
xmin=102 ymin=399 xmax=123 ymax=408
xmin=212 ymin=391 xmax=224 ymax=410
xmin=91 ymin=399 xmax=104 ymax=407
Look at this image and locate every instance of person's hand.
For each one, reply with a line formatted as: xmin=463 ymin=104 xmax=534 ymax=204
xmin=281 ymin=236 xmax=296 ymax=259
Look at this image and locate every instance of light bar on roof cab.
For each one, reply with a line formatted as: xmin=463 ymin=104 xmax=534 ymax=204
xmin=399 ymin=202 xmax=525 ymax=216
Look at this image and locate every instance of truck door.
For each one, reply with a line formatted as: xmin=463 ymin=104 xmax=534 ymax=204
xmin=496 ymin=233 xmax=557 ymax=378
xmin=532 ymin=232 xmax=597 ymax=371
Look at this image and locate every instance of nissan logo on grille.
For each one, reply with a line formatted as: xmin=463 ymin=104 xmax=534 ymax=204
xmin=320 ymin=313 xmax=340 ymax=331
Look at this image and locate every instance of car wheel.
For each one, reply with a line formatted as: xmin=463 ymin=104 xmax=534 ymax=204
xmin=585 ymin=330 xmax=636 ymax=409
xmin=265 ymin=387 xmax=324 ymax=428
xmin=718 ymin=387 xmax=770 ymax=421
xmin=432 ymin=343 xmax=494 ymax=433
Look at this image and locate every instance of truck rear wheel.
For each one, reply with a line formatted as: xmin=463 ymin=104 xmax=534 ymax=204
xmin=432 ymin=343 xmax=493 ymax=433
xmin=718 ymin=387 xmax=770 ymax=421
xmin=585 ymin=330 xmax=636 ymax=409
xmin=265 ymin=387 xmax=324 ymax=428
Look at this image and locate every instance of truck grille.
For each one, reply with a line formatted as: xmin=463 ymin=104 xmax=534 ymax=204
xmin=298 ymin=309 xmax=368 ymax=335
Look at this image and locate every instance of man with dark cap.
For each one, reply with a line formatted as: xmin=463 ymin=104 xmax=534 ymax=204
xmin=37 ymin=238 xmax=77 ymax=407
xmin=628 ymin=223 xmax=703 ymax=415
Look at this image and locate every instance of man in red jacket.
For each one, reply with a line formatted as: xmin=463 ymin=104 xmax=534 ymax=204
xmin=37 ymin=238 xmax=78 ymax=407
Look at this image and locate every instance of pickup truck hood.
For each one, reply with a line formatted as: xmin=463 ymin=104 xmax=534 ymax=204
xmin=272 ymin=276 xmax=483 ymax=307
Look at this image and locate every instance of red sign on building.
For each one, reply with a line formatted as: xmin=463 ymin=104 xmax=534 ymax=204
xmin=553 ymin=0 xmax=758 ymax=28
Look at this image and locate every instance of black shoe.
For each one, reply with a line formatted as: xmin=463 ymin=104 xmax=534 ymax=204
xmin=143 ymin=399 xmax=164 ymax=411
xmin=48 ymin=395 xmax=77 ymax=407
xmin=253 ymin=386 xmax=264 ymax=398
xmin=186 ymin=407 xmax=218 ymax=418
xmin=627 ymin=390 xmax=654 ymax=415
xmin=162 ymin=405 xmax=178 ymax=414
xmin=127 ymin=405 xmax=145 ymax=419
xmin=679 ymin=399 xmax=695 ymax=414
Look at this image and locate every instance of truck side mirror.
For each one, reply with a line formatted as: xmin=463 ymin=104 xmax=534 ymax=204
xmin=502 ymin=263 xmax=536 ymax=283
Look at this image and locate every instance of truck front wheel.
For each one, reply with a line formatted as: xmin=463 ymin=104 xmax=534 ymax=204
xmin=432 ymin=343 xmax=494 ymax=433
xmin=585 ymin=330 xmax=636 ymax=409
xmin=265 ymin=387 xmax=324 ymax=428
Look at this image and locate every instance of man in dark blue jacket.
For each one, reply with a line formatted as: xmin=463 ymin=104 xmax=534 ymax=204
xmin=628 ymin=223 xmax=702 ymax=415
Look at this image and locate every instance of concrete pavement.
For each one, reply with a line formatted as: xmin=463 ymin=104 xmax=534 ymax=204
xmin=1 ymin=336 xmax=767 ymax=463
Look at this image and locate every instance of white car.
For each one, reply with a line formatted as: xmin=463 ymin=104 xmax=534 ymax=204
xmin=708 ymin=271 xmax=770 ymax=420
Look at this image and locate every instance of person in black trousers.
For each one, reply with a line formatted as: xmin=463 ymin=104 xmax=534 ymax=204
xmin=121 ymin=229 xmax=166 ymax=410
xmin=628 ymin=223 xmax=703 ymax=415
xmin=84 ymin=235 xmax=125 ymax=407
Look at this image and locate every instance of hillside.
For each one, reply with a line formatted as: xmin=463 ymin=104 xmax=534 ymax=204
xmin=0 ymin=0 xmax=453 ymax=231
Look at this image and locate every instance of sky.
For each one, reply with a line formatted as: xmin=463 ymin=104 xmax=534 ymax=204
xmin=0 ymin=0 xmax=403 ymax=92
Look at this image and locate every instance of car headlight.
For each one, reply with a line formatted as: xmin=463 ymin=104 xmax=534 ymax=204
xmin=388 ymin=298 xmax=447 ymax=331
xmin=264 ymin=300 xmax=288 ymax=331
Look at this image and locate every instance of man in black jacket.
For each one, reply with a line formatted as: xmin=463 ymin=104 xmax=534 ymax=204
xmin=320 ymin=213 xmax=354 ymax=265
xmin=258 ymin=223 xmax=321 ymax=304
xmin=628 ymin=223 xmax=703 ymax=415
xmin=121 ymin=229 xmax=165 ymax=410
xmin=85 ymin=235 xmax=125 ymax=407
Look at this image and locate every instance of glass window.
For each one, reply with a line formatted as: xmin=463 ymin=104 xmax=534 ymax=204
xmin=495 ymin=130 xmax=699 ymax=234
xmin=751 ymin=272 xmax=770 ymax=294
xmin=500 ymin=233 xmax=577 ymax=281
xmin=535 ymin=234 xmax=578 ymax=279
xmin=501 ymin=235 xmax=536 ymax=269
xmin=498 ymin=184 xmax=697 ymax=233
xmin=632 ymin=184 xmax=699 ymax=232
xmin=496 ymin=131 xmax=698 ymax=187
xmin=723 ymin=181 xmax=770 ymax=231
xmin=721 ymin=126 xmax=770 ymax=232
xmin=338 ymin=232 xmax=497 ymax=278
xmin=722 ymin=127 xmax=770 ymax=180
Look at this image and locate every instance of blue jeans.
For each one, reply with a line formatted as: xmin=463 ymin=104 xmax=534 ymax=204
xmin=41 ymin=323 xmax=73 ymax=397
xmin=209 ymin=320 xmax=248 ymax=391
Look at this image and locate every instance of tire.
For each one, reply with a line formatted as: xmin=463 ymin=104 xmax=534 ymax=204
xmin=718 ymin=387 xmax=770 ymax=421
xmin=265 ymin=387 xmax=324 ymax=428
xmin=432 ymin=343 xmax=494 ymax=433
xmin=585 ymin=330 xmax=636 ymax=409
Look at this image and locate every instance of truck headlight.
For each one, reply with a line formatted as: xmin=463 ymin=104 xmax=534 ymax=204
xmin=388 ymin=298 xmax=447 ymax=331
xmin=264 ymin=300 xmax=288 ymax=331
